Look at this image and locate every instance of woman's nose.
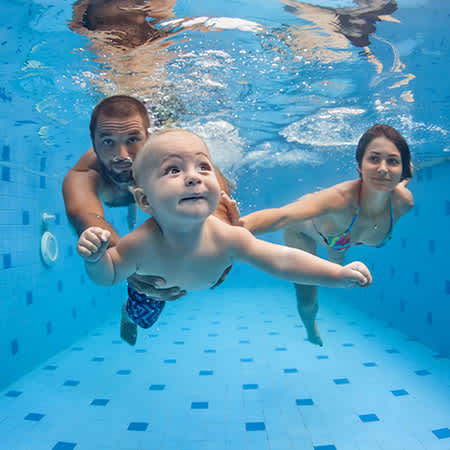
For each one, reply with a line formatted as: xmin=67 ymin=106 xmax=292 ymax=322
xmin=378 ymin=160 xmax=388 ymax=173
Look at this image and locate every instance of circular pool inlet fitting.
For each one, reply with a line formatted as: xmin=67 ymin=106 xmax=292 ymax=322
xmin=41 ymin=231 xmax=58 ymax=267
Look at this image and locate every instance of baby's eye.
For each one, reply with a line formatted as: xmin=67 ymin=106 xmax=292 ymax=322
xmin=166 ymin=166 xmax=180 ymax=175
xmin=199 ymin=162 xmax=212 ymax=171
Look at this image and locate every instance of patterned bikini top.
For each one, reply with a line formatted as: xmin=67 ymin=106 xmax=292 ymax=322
xmin=312 ymin=188 xmax=393 ymax=252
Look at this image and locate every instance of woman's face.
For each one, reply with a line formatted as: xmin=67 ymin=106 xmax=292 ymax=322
xmin=360 ymin=136 xmax=403 ymax=192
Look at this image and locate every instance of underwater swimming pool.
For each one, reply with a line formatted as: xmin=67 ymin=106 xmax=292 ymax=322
xmin=0 ymin=0 xmax=449 ymax=449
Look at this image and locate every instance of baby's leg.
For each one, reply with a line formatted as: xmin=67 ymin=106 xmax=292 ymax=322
xmin=284 ymin=228 xmax=323 ymax=346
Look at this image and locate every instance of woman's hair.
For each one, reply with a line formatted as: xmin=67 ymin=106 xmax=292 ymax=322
xmin=355 ymin=124 xmax=412 ymax=180
xmin=89 ymin=95 xmax=150 ymax=141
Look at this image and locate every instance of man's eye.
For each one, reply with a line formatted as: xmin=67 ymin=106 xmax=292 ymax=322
xmin=128 ymin=136 xmax=140 ymax=144
xmin=102 ymin=139 xmax=113 ymax=146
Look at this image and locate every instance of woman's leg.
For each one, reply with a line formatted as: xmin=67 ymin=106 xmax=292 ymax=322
xmin=284 ymin=228 xmax=323 ymax=346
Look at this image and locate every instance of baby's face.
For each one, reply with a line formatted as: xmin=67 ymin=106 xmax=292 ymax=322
xmin=136 ymin=131 xmax=221 ymax=223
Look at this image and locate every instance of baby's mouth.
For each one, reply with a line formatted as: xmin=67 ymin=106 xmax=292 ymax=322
xmin=180 ymin=194 xmax=205 ymax=203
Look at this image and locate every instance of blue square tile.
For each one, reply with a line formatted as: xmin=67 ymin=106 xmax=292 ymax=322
xmin=164 ymin=359 xmax=176 ymax=364
xmin=243 ymin=384 xmax=258 ymax=390
xmin=174 ymin=341 xmax=184 ymax=345
xmin=63 ymin=380 xmax=80 ymax=387
xmin=268 ymin=331 xmax=280 ymax=335
xmin=275 ymin=347 xmax=287 ymax=351
xmin=148 ymin=334 xmax=159 ymax=338
xmin=3 ymin=254 xmax=12 ymax=269
xmin=317 ymin=355 xmax=328 ymax=359
xmin=5 ymin=390 xmax=22 ymax=397
xmin=128 ymin=422 xmax=149 ymax=431
xmin=199 ymin=370 xmax=213 ymax=376
xmin=363 ymin=362 xmax=377 ymax=367
xmin=25 ymin=413 xmax=45 ymax=421
xmin=240 ymin=358 xmax=253 ymax=363
xmin=314 ymin=446 xmax=336 ymax=450
xmin=91 ymin=357 xmax=104 ymax=362
xmin=239 ymin=340 xmax=250 ymax=344
xmin=342 ymin=343 xmax=354 ymax=347
xmin=415 ymin=369 xmax=431 ymax=376
xmin=191 ymin=402 xmax=208 ymax=409
xmin=52 ymin=442 xmax=76 ymax=450
xmin=204 ymin=349 xmax=216 ymax=353
xmin=359 ymin=413 xmax=379 ymax=422
xmin=284 ymin=368 xmax=298 ymax=374
xmin=117 ymin=369 xmax=132 ymax=375
xmin=71 ymin=347 xmax=83 ymax=351
xmin=296 ymin=398 xmax=314 ymax=406
xmin=333 ymin=378 xmax=349 ymax=384
xmin=91 ymin=399 xmax=109 ymax=406
xmin=432 ymin=428 xmax=450 ymax=439
xmin=391 ymin=389 xmax=408 ymax=397
xmin=245 ymin=422 xmax=265 ymax=431
xmin=149 ymin=384 xmax=165 ymax=391
xmin=386 ymin=348 xmax=399 ymax=354
xmin=135 ymin=349 xmax=147 ymax=353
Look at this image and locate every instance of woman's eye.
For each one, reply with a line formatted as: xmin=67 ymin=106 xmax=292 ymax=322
xmin=388 ymin=158 xmax=400 ymax=165
xmin=369 ymin=155 xmax=379 ymax=162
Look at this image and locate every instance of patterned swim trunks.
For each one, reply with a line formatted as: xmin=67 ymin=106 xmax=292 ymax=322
xmin=126 ymin=285 xmax=165 ymax=329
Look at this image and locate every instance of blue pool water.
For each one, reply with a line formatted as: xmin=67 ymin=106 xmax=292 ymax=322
xmin=1 ymin=0 xmax=449 ymax=449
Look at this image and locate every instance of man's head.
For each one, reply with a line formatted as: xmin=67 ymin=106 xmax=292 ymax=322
xmin=132 ymin=129 xmax=221 ymax=225
xmin=90 ymin=95 xmax=150 ymax=185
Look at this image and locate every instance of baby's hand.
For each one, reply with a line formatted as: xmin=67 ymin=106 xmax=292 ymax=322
xmin=339 ymin=261 xmax=372 ymax=288
xmin=77 ymin=227 xmax=111 ymax=263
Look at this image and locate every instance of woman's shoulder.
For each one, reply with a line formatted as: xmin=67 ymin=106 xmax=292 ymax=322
xmin=392 ymin=183 xmax=414 ymax=216
xmin=320 ymin=179 xmax=360 ymax=210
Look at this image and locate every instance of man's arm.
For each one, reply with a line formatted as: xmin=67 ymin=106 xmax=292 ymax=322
xmin=62 ymin=150 xmax=121 ymax=246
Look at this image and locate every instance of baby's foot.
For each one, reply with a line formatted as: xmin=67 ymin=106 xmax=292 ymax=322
xmin=305 ymin=320 xmax=323 ymax=347
xmin=120 ymin=303 xmax=137 ymax=346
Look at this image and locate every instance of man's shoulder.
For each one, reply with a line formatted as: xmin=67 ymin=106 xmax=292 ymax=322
xmin=70 ymin=148 xmax=101 ymax=173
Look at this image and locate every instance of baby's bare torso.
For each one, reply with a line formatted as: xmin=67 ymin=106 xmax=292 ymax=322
xmin=133 ymin=217 xmax=233 ymax=291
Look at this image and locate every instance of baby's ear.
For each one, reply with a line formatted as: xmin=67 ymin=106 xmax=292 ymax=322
xmin=132 ymin=187 xmax=152 ymax=214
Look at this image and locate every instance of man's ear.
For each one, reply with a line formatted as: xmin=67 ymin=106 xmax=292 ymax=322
xmin=133 ymin=187 xmax=152 ymax=214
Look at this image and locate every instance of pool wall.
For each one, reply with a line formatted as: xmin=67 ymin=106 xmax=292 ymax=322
xmin=0 ymin=97 xmax=128 ymax=391
xmin=341 ymin=162 xmax=450 ymax=357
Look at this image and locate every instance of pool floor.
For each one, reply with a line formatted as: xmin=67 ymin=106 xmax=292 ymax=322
xmin=1 ymin=286 xmax=449 ymax=450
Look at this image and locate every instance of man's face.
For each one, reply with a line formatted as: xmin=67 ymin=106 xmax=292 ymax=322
xmin=93 ymin=112 xmax=148 ymax=185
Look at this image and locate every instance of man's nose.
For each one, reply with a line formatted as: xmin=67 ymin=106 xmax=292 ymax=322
xmin=117 ymin=143 xmax=130 ymax=159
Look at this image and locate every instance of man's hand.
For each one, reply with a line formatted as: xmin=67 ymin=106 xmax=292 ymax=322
xmin=220 ymin=191 xmax=241 ymax=226
xmin=127 ymin=273 xmax=187 ymax=301
xmin=77 ymin=227 xmax=111 ymax=263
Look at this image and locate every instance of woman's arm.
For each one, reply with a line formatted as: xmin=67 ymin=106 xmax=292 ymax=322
xmin=240 ymin=187 xmax=344 ymax=235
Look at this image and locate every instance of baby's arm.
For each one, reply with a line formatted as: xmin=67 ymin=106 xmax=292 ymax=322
xmin=77 ymin=226 xmax=140 ymax=286
xmin=228 ymin=226 xmax=371 ymax=288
